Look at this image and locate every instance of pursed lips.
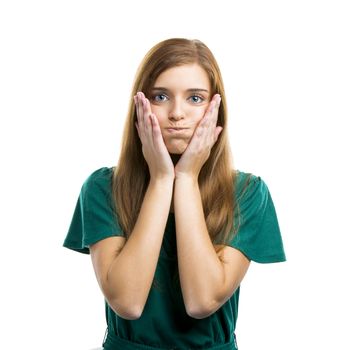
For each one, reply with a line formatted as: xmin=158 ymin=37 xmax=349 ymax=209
xmin=166 ymin=127 xmax=189 ymax=133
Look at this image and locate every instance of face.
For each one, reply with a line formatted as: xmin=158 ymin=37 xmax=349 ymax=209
xmin=149 ymin=63 xmax=211 ymax=154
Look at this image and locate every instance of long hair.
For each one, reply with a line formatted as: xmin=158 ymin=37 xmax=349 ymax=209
xmin=111 ymin=38 xmax=252 ymax=291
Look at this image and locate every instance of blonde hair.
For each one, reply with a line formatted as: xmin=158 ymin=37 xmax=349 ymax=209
xmin=111 ymin=38 xmax=251 ymax=290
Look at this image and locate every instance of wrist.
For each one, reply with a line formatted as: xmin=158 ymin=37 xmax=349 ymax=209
xmin=150 ymin=176 xmax=175 ymax=187
xmin=174 ymin=173 xmax=198 ymax=185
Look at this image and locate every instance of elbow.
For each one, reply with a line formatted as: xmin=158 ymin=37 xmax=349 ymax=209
xmin=186 ymin=306 xmax=213 ymax=320
xmin=185 ymin=300 xmax=217 ymax=320
xmin=109 ymin=299 xmax=144 ymax=320
xmin=101 ymin=283 xmax=146 ymax=320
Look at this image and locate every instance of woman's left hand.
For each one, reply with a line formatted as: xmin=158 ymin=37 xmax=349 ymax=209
xmin=174 ymin=94 xmax=223 ymax=180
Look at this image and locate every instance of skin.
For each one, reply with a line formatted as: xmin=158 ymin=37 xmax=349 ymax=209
xmin=89 ymin=64 xmax=250 ymax=322
xmin=132 ymin=64 xmax=249 ymax=319
xmin=134 ymin=63 xmax=223 ymax=182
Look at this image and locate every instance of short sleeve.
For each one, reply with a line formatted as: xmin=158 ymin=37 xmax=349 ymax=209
xmin=227 ymin=172 xmax=286 ymax=263
xmin=63 ymin=167 xmax=125 ymax=254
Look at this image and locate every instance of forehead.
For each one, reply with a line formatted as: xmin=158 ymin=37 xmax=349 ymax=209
xmin=153 ymin=64 xmax=210 ymax=91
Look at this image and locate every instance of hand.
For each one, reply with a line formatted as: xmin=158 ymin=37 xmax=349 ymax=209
xmin=174 ymin=94 xmax=223 ymax=180
xmin=134 ymin=92 xmax=175 ymax=181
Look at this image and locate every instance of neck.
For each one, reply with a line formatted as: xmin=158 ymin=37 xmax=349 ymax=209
xmin=169 ymin=153 xmax=180 ymax=213
xmin=170 ymin=153 xmax=181 ymax=165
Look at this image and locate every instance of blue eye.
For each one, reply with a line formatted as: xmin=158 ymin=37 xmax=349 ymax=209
xmin=151 ymin=93 xmax=205 ymax=104
xmin=190 ymin=95 xmax=204 ymax=103
xmin=152 ymin=94 xmax=168 ymax=102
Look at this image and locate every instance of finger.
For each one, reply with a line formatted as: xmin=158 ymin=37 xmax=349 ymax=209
xmin=149 ymin=113 xmax=165 ymax=149
xmin=202 ymin=97 xmax=218 ymax=124
xmin=211 ymin=94 xmax=221 ymax=116
xmin=135 ymin=93 xmax=141 ymax=123
xmin=143 ymin=96 xmax=154 ymax=133
xmin=214 ymin=126 xmax=223 ymax=142
xmin=208 ymin=100 xmax=221 ymax=143
xmin=207 ymin=94 xmax=221 ymax=127
xmin=135 ymin=121 xmax=141 ymax=139
xmin=134 ymin=95 xmax=140 ymax=126
xmin=134 ymin=94 xmax=142 ymax=140
xmin=196 ymin=98 xmax=221 ymax=140
xmin=144 ymin=99 xmax=164 ymax=148
xmin=212 ymin=95 xmax=221 ymax=128
xmin=200 ymin=106 xmax=214 ymax=129
xmin=138 ymin=92 xmax=149 ymax=130
xmin=141 ymin=97 xmax=151 ymax=132
xmin=135 ymin=92 xmax=144 ymax=134
xmin=208 ymin=99 xmax=216 ymax=114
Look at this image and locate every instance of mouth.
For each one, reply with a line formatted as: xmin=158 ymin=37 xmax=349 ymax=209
xmin=166 ymin=128 xmax=189 ymax=132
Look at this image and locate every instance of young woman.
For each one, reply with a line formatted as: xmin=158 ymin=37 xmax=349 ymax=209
xmin=63 ymin=38 xmax=286 ymax=350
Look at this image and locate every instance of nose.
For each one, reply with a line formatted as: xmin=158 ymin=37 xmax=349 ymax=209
xmin=169 ymin=99 xmax=185 ymax=121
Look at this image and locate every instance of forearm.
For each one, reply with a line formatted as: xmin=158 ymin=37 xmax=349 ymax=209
xmin=107 ymin=177 xmax=174 ymax=316
xmin=174 ymin=176 xmax=225 ymax=317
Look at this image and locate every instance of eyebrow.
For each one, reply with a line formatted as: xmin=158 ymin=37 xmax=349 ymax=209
xmin=151 ymin=87 xmax=209 ymax=93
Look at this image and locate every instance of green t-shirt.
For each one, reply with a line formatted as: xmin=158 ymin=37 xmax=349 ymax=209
xmin=63 ymin=167 xmax=286 ymax=350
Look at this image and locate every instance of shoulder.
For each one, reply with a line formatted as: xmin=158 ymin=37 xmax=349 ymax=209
xmin=83 ymin=166 xmax=114 ymax=183
xmin=80 ymin=166 xmax=115 ymax=197
xmin=82 ymin=166 xmax=114 ymax=188
xmin=235 ymin=169 xmax=267 ymax=197
xmin=233 ymin=170 xmax=272 ymax=214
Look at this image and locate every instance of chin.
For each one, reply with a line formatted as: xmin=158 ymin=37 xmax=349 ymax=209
xmin=168 ymin=150 xmax=183 ymax=155
xmin=167 ymin=144 xmax=188 ymax=154
xmin=165 ymin=138 xmax=187 ymax=152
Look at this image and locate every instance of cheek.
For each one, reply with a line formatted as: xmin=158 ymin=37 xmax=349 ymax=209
xmin=151 ymin=104 xmax=208 ymax=128
xmin=193 ymin=107 xmax=208 ymax=124
xmin=150 ymin=105 xmax=166 ymax=122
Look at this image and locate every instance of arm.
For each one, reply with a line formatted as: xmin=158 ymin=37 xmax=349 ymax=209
xmin=174 ymin=176 xmax=250 ymax=319
xmin=90 ymin=177 xmax=174 ymax=320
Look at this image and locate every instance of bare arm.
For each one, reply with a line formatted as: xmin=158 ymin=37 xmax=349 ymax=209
xmin=174 ymin=176 xmax=250 ymax=319
xmin=90 ymin=177 xmax=174 ymax=320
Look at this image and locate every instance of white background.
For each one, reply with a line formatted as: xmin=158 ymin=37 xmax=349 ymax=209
xmin=1 ymin=0 xmax=349 ymax=349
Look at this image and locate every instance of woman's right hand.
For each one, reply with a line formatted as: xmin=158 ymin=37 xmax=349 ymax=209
xmin=134 ymin=91 xmax=175 ymax=181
